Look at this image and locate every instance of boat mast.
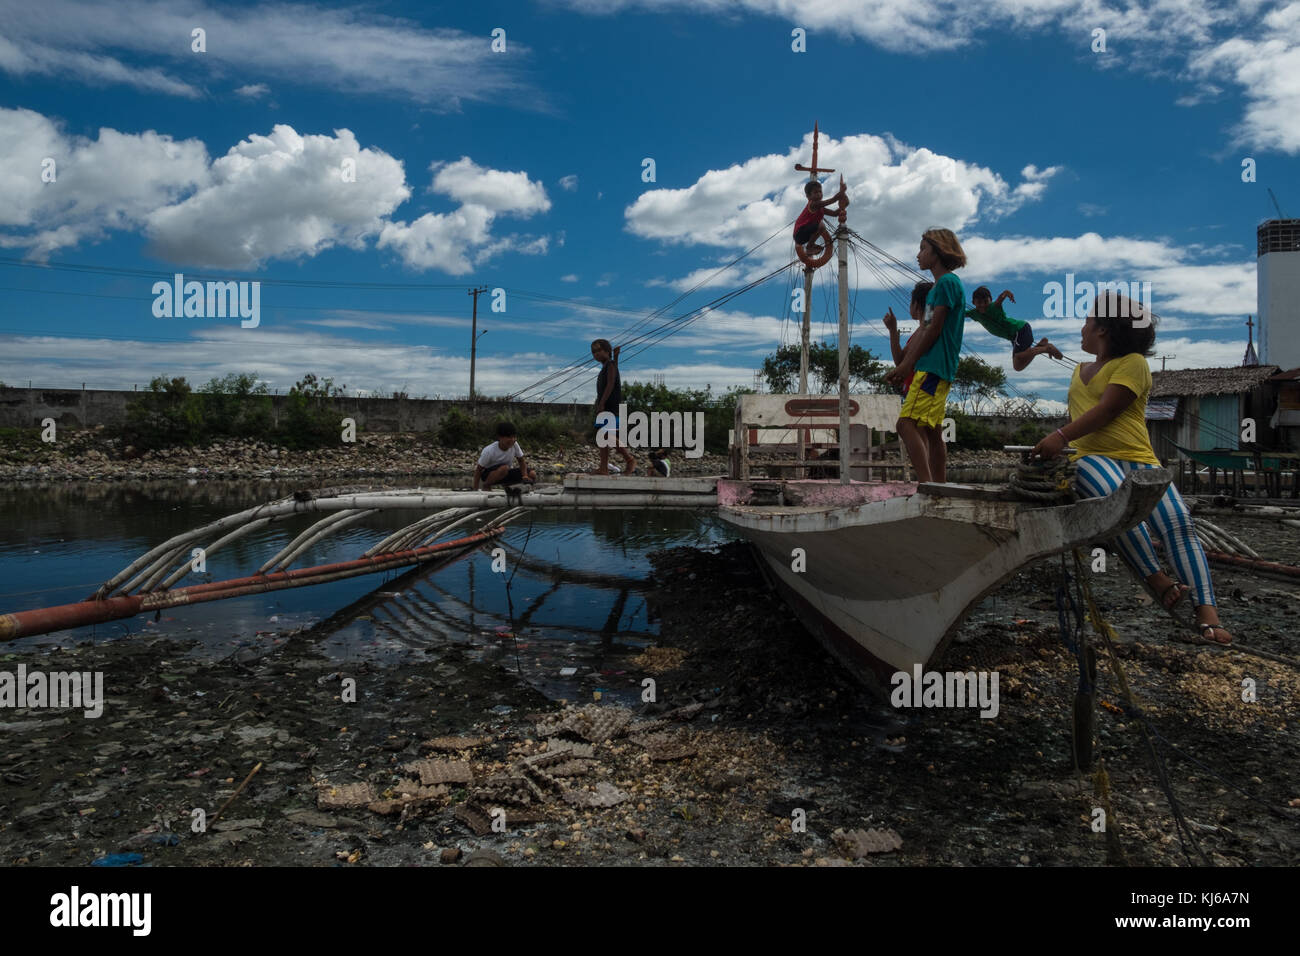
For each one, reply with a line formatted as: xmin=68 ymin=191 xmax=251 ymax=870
xmin=794 ymin=122 xmax=835 ymax=477
xmin=834 ymin=174 xmax=851 ymax=484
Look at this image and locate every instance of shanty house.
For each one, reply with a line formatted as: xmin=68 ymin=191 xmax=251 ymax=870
xmin=1146 ymin=365 xmax=1281 ymax=460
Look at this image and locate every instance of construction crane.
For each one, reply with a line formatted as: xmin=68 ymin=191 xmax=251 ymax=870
xmin=1267 ymin=187 xmax=1287 ymax=219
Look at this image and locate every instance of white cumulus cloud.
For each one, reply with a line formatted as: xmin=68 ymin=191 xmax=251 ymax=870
xmin=146 ymin=125 xmax=410 ymax=268
xmin=0 ymin=107 xmax=210 ymax=257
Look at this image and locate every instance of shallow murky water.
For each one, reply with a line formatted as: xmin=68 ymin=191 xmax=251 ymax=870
xmin=0 ymin=480 xmax=733 ymax=704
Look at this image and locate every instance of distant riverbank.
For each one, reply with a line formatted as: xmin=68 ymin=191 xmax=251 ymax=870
xmin=0 ymin=426 xmax=1040 ymax=483
xmin=0 ymin=427 xmax=734 ymax=483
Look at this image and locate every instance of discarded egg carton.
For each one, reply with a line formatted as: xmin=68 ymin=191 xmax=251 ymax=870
xmin=832 ymin=827 xmax=903 ymax=859
xmin=453 ymin=804 xmax=493 ymax=836
xmin=367 ymin=782 xmax=449 ymax=816
xmin=626 ymin=718 xmax=671 ymax=735
xmin=535 ymin=704 xmax=633 ymax=743
xmin=647 ymin=739 xmax=698 ymax=762
xmin=561 ymin=781 xmax=630 ymax=809
xmin=403 ymin=758 xmax=474 ymax=786
xmin=454 ymin=803 xmax=548 ymax=835
xmin=316 ymin=782 xmax=378 ymax=810
xmin=421 ymin=735 xmax=492 ymax=752
xmin=546 ymin=759 xmax=596 ymax=778
xmin=521 ymin=739 xmax=595 ymax=768
xmin=521 ymin=763 xmax=562 ymax=793
xmin=474 ymin=773 xmax=545 ymax=807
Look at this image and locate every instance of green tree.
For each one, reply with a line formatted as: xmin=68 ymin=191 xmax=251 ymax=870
xmin=278 ymin=373 xmax=348 ymax=449
xmin=760 ymin=340 xmax=887 ymax=394
xmin=123 ymin=375 xmax=200 ymax=449
xmin=198 ymin=372 xmax=273 ymax=439
xmin=951 ymin=355 xmax=1008 ymax=414
xmin=619 ymin=381 xmax=753 ymax=455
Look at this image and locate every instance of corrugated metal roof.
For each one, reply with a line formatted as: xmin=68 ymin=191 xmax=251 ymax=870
xmin=1150 ymin=365 xmax=1280 ymax=397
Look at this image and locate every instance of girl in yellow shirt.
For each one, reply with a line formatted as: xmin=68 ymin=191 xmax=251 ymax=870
xmin=1033 ymin=292 xmax=1231 ymax=645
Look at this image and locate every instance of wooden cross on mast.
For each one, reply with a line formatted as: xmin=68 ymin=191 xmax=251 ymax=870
xmin=795 ymin=122 xmax=834 ymax=183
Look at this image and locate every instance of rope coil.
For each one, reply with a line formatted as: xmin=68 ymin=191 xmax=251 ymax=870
xmin=1009 ymin=455 xmax=1078 ymax=503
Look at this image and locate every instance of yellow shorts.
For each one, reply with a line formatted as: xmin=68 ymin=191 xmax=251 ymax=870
xmin=899 ymin=373 xmax=950 ymax=429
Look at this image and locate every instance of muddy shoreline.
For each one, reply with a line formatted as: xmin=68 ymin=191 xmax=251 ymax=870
xmin=0 ymin=429 xmax=731 ymax=483
xmin=0 ymin=427 xmax=1030 ymax=483
xmin=1 ymin=511 xmax=1296 ymax=867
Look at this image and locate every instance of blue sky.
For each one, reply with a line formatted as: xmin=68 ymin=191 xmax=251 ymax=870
xmin=2 ymin=0 xmax=1297 ymax=410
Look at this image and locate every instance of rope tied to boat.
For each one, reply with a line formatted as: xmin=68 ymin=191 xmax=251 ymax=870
xmin=1071 ymin=549 xmax=1209 ymax=866
xmin=1009 ymin=454 xmax=1078 ymax=503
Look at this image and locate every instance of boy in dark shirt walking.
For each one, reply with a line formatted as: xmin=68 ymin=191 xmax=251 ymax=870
xmin=591 ymin=339 xmax=636 ymax=476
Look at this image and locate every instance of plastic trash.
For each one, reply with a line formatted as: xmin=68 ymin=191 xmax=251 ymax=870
xmin=91 ymin=853 xmax=144 ymax=867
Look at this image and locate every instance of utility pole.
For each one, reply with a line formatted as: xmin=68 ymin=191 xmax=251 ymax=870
xmin=468 ymin=285 xmax=487 ymax=405
xmin=834 ymin=175 xmax=851 ymax=485
xmin=1158 ymin=354 xmax=1176 ymax=372
xmin=795 ymin=122 xmax=835 ymax=397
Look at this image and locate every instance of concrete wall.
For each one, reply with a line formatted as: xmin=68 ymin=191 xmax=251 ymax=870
xmin=0 ymin=385 xmax=1066 ymax=438
xmin=0 ymin=386 xmax=593 ymax=433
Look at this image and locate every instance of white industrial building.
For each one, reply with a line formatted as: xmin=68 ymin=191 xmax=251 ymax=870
xmin=1258 ymin=219 xmax=1300 ymax=372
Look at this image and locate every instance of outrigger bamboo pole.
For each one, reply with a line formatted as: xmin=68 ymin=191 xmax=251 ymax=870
xmin=0 ymin=528 xmax=503 ymax=642
xmin=90 ymin=490 xmax=715 ymax=600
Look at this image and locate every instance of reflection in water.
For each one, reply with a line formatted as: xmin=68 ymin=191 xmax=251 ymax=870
xmin=0 ymin=480 xmax=734 ymax=702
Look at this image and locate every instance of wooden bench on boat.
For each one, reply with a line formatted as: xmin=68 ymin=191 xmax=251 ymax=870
xmin=730 ymin=393 xmax=905 ymax=481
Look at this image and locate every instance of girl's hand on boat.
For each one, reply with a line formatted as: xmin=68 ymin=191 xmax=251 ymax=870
xmin=1032 ymin=431 xmax=1066 ymax=459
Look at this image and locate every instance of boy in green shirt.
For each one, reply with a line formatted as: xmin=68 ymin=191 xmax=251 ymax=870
xmin=966 ymin=286 xmax=1062 ymax=371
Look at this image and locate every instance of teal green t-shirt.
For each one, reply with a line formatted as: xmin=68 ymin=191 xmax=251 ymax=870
xmin=915 ymin=272 xmax=965 ymax=382
xmin=964 ymin=301 xmax=1026 ymax=342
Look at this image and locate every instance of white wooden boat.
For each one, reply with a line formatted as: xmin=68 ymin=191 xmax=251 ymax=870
xmin=715 ymin=470 xmax=1170 ymax=690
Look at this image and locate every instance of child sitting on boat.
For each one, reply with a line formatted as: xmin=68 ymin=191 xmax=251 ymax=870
xmin=966 ymin=286 xmax=1062 ymax=371
xmin=882 ymin=280 xmax=934 ymax=397
xmin=473 ymin=421 xmax=536 ymax=490
xmin=793 ymin=180 xmax=849 ymax=255
xmin=883 ymin=228 xmax=967 ymax=483
xmin=1031 ymin=291 xmax=1231 ymax=645
xmin=649 ymin=449 xmax=670 ymax=478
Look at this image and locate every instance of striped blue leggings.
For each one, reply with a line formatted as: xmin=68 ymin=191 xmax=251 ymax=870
xmin=1074 ymin=454 xmax=1216 ymax=607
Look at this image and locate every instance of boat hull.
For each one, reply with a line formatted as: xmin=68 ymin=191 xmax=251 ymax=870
xmin=716 ymin=471 xmax=1170 ymax=692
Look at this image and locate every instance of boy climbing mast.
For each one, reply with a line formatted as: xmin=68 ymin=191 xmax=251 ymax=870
xmin=967 ymin=287 xmax=1062 ymax=371
xmin=793 ymin=179 xmax=849 ymax=255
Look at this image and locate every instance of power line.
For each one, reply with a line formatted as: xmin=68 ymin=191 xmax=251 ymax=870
xmin=509 ymin=218 xmax=799 ymax=403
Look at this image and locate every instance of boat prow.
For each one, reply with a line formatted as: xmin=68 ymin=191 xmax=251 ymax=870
xmin=716 ymin=469 xmax=1170 ymax=692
